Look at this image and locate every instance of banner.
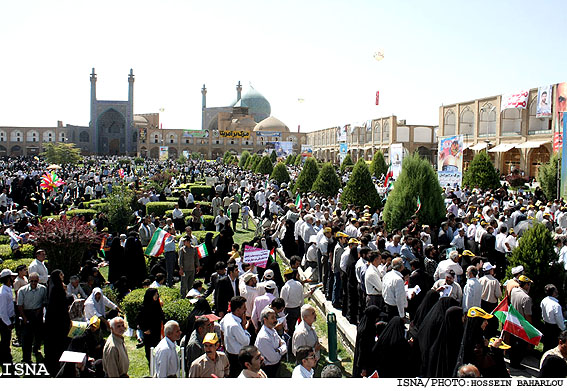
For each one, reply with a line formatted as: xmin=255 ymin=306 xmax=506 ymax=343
xmin=242 ymin=245 xmax=270 ymax=268
xmin=437 ymin=135 xmax=464 ymax=188
xmin=183 ymin=129 xmax=209 ymax=138
xmin=337 ymin=126 xmax=347 ymax=142
xmin=339 ymin=143 xmax=348 ymax=164
xmin=562 ymin=118 xmax=567 ymax=199
xmin=183 ymin=150 xmax=190 ymax=159
xmin=366 ymin=119 xmax=372 ymax=132
xmin=554 ymin=82 xmax=567 ymax=152
xmin=159 ymin=146 xmax=168 ymax=161
xmin=501 ymin=90 xmax=529 ymax=111
xmin=375 ymin=91 xmax=380 ymax=105
xmin=389 ymin=143 xmax=404 ymax=180
xmin=256 ymin=131 xmax=281 ymax=137
xmin=219 ymin=130 xmax=250 ymax=138
xmin=274 ymin=141 xmax=293 ymax=157
xmin=300 ymin=144 xmax=313 ymax=157
xmin=536 ymin=85 xmax=552 ymax=118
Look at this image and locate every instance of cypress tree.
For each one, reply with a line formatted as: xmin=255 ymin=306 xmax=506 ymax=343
xmin=340 ymin=153 xmax=354 ymax=173
xmin=239 ymin=151 xmax=251 ymax=168
xmin=294 ymin=154 xmax=302 ymax=166
xmin=537 ymin=153 xmax=560 ymax=200
xmin=256 ymin=155 xmax=274 ymax=175
xmin=312 ymin=163 xmax=341 ymax=198
xmin=250 ymin=154 xmax=261 ymax=171
xmin=462 ymin=151 xmax=500 ymax=190
xmin=270 ymin=150 xmax=277 ymax=163
xmin=370 ymin=151 xmax=388 ymax=178
xmin=270 ymin=162 xmax=291 ymax=185
xmin=223 ymin=150 xmax=232 ymax=164
xmin=383 ymin=153 xmax=445 ymax=230
xmin=340 ymin=159 xmax=382 ymax=210
xmin=295 ymin=157 xmax=319 ymax=194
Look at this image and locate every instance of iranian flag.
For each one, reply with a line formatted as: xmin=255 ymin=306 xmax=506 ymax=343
xmin=493 ymin=298 xmax=542 ymax=346
xmin=268 ymin=248 xmax=276 ymax=264
xmin=415 ymin=196 xmax=422 ymax=214
xmin=144 ymin=228 xmax=171 ymax=257
xmin=295 ymin=194 xmax=303 ymax=210
xmin=384 ymin=163 xmax=393 ymax=190
xmin=196 ymin=243 xmax=209 ymax=259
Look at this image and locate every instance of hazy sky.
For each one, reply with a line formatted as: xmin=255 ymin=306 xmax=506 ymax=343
xmin=2 ymin=0 xmax=566 ymax=133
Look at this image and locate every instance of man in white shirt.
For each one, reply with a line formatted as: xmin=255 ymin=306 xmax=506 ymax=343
xmin=382 ymin=258 xmax=407 ymax=320
xmin=291 ymin=346 xmax=316 ymax=378
xmin=292 ymin=305 xmax=321 ymax=361
xmin=154 ymin=320 xmax=181 ymax=378
xmin=214 ymin=210 xmax=230 ymax=232
xmin=365 ymin=251 xmax=384 ymax=308
xmin=434 ymin=250 xmax=463 ymax=281
xmin=386 ymin=235 xmax=402 ymax=255
xmin=254 ymin=307 xmax=287 ymax=377
xmin=540 ymin=284 xmax=566 ymax=352
xmin=462 ymin=266 xmax=482 ymax=313
xmin=219 ymin=296 xmax=251 ymax=378
xmin=28 ymin=249 xmax=49 ymax=285
xmin=0 ymin=268 xmax=17 ymax=364
xmin=280 ymin=268 xmax=304 ymax=337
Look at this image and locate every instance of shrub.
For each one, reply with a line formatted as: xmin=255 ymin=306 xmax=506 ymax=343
xmin=506 ymin=223 xmax=565 ymax=305
xmin=184 ymin=215 xmax=215 ymax=231
xmin=370 ymin=151 xmax=388 ymax=179
xmin=146 ymin=202 xmax=177 ymax=217
xmin=383 ymin=153 xmax=445 ymax=230
xmin=250 ymin=154 xmax=261 ymax=171
xmin=102 ymin=286 xmax=120 ymax=306
xmin=462 ymin=151 xmax=500 ymax=190
xmin=83 ymin=199 xmax=107 ymax=211
xmin=0 ymin=236 xmax=9 ymax=245
xmin=190 ymin=152 xmax=201 ymax=160
xmin=118 ymin=158 xmax=131 ymax=166
xmin=176 ymin=155 xmax=187 ymax=165
xmin=102 ymin=186 xmax=135 ymax=233
xmin=340 ymin=154 xmax=354 ymax=173
xmin=270 ymin=150 xmax=277 ymax=163
xmin=122 ymin=286 xmax=181 ymax=328
xmin=294 ymin=154 xmax=302 ymax=166
xmin=340 ymin=159 xmax=382 ymax=211
xmin=164 ymin=209 xmax=193 ymax=218
xmin=0 ymin=244 xmax=34 ymax=261
xmin=193 ymin=231 xmax=218 ymax=243
xmin=188 ymin=185 xmax=213 ymax=201
xmin=312 ymin=163 xmax=341 ymax=198
xmin=294 ymin=157 xmax=319 ymax=194
xmin=239 ymin=151 xmax=251 ymax=168
xmin=163 ymin=299 xmax=194 ymax=331
xmin=65 ymin=209 xmax=98 ymax=220
xmin=134 ymin=157 xmax=145 ymax=165
xmin=244 ymin=154 xmax=253 ymax=170
xmin=270 ymin=162 xmax=290 ymax=186
xmin=256 ymin=155 xmax=274 ymax=175
xmin=537 ymin=153 xmax=560 ymax=200
xmin=0 ymin=258 xmax=35 ymax=272
xmin=166 ymin=197 xmax=179 ymax=202
xmin=285 ymin=154 xmax=295 ymax=165
xmin=30 ymin=217 xmax=101 ymax=278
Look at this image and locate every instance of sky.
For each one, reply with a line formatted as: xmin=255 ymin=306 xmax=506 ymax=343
xmin=1 ymin=0 xmax=567 ymax=133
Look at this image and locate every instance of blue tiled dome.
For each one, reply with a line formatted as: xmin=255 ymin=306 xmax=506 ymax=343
xmin=232 ymin=86 xmax=271 ymax=123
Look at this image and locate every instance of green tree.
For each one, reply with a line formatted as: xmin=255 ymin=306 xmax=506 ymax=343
xmin=537 ymin=153 xmax=560 ymax=200
xmin=507 ymin=223 xmax=565 ymax=304
xmin=270 ymin=162 xmax=291 ymax=185
xmin=370 ymin=151 xmax=388 ymax=179
xmin=223 ymin=151 xmax=232 ymax=164
xmin=176 ymin=155 xmax=187 ymax=164
xmin=190 ymin=152 xmax=201 ymax=160
xmin=294 ymin=154 xmax=302 ymax=166
xmin=383 ymin=153 xmax=445 ymax=230
xmin=270 ymin=150 xmax=277 ymax=163
xmin=103 ymin=185 xmax=135 ymax=233
xmin=256 ymin=155 xmax=274 ymax=175
xmin=295 ymin=157 xmax=320 ymax=194
xmin=340 ymin=159 xmax=381 ymax=210
xmin=41 ymin=142 xmax=82 ymax=165
xmin=312 ymin=163 xmax=341 ymax=197
xmin=340 ymin=153 xmax=354 ymax=173
xmin=462 ymin=151 xmax=500 ymax=190
xmin=239 ymin=151 xmax=251 ymax=168
xmin=250 ymin=154 xmax=261 ymax=171
xmin=285 ymin=154 xmax=295 ymax=165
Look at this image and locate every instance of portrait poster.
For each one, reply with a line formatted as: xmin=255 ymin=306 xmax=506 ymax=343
xmin=389 ymin=143 xmax=404 ymax=180
xmin=273 ymin=141 xmax=293 ymax=157
xmin=339 ymin=143 xmax=348 ymax=164
xmin=536 ymin=85 xmax=552 ymax=118
xmin=553 ymin=82 xmax=567 ymax=152
xmin=159 ymin=146 xmax=168 ymax=161
xmin=337 ymin=126 xmax=347 ymax=142
xmin=437 ymin=135 xmax=463 ymax=188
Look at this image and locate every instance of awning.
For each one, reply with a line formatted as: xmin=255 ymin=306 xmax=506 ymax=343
xmin=463 ymin=141 xmax=474 ymax=150
xmin=488 ymin=143 xmax=518 ymax=153
xmin=516 ymin=140 xmax=549 ymax=149
xmin=470 ymin=142 xmax=488 ymax=151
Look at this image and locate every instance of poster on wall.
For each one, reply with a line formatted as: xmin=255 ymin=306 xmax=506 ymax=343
xmin=159 ymin=146 xmax=169 ymax=161
xmin=337 ymin=126 xmax=347 ymax=142
xmin=389 ymin=143 xmax=404 ymax=180
xmin=437 ymin=135 xmax=464 ymax=189
xmin=183 ymin=129 xmax=209 ymax=138
xmin=183 ymin=150 xmax=190 ymax=159
xmin=300 ymin=145 xmax=313 ymax=162
xmin=339 ymin=143 xmax=348 ymax=164
xmin=273 ymin=141 xmax=293 ymax=157
xmin=554 ymin=82 xmax=567 ymax=152
xmin=536 ymin=85 xmax=552 ymax=118
xmin=501 ymin=91 xmax=529 ymax=111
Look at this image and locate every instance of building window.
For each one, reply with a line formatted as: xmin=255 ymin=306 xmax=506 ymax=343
xmin=501 ymin=108 xmax=521 ymax=135
xmin=479 ymin=103 xmax=496 ymax=136
xmin=59 ymin=133 xmax=66 ymax=142
xmin=374 ymin=123 xmax=381 ymax=143
xmin=528 ymin=98 xmax=552 ymax=134
xmin=383 ymin=122 xmax=390 ymax=141
xmin=444 ymin=110 xmax=456 ymax=135
xmin=0 ymin=132 xmax=5 ymax=142
xmin=459 ymin=107 xmax=474 ymax=135
xmin=79 ymin=131 xmax=90 ymax=143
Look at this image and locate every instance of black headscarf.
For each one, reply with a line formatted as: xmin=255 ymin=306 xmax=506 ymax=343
xmin=410 ymin=290 xmax=440 ymax=336
xmin=107 ymin=236 xmax=125 ymax=284
xmin=138 ymin=288 xmax=164 ymax=335
xmin=425 ymin=306 xmax=464 ymax=378
xmin=124 ymin=236 xmax=147 ymax=289
xmin=373 ymin=316 xmax=411 ymax=378
xmin=540 ymin=355 xmax=567 ymax=378
xmin=353 ymin=305 xmax=381 ymax=377
xmin=183 ymin=297 xmax=213 ymax=338
xmin=416 ymin=296 xmax=459 ymax=376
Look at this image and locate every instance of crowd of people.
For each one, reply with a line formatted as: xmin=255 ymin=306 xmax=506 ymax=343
xmin=0 ymin=154 xmax=566 ymax=378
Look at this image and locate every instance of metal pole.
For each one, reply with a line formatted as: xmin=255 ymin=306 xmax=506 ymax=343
xmin=557 ymin=157 xmax=561 ymax=200
xmin=327 ymin=312 xmax=338 ymax=362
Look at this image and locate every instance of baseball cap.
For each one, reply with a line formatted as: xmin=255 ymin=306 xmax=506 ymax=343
xmin=242 ymin=273 xmax=256 ymax=283
xmin=518 ymin=275 xmax=533 ymax=283
xmin=283 ymin=267 xmax=294 ymax=275
xmin=482 ymin=262 xmax=494 ymax=271
xmin=336 ymin=232 xmax=349 ymax=238
xmin=0 ymin=269 xmax=17 ymax=279
xmin=203 ymin=332 xmax=219 ymax=345
xmin=264 ymin=280 xmax=277 ymax=290
xmin=263 ymin=269 xmax=274 ymax=279
xmin=462 ymin=250 xmax=475 ymax=257
xmin=467 ymin=306 xmax=493 ymax=319
xmin=511 ymin=265 xmax=524 ymax=275
xmin=348 ymin=238 xmax=360 ymax=245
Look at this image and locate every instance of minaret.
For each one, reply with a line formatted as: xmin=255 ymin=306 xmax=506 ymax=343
xmin=201 ymin=84 xmax=207 ymax=129
xmin=236 ymin=81 xmax=242 ymax=102
xmin=90 ymin=68 xmax=97 ymax=127
xmin=127 ymin=69 xmax=135 ymax=153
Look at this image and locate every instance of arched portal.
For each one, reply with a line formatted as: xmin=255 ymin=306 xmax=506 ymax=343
xmin=97 ymin=109 xmax=126 ymax=155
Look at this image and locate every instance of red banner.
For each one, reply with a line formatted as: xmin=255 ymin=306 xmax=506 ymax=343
xmin=375 ymin=91 xmax=380 ymax=106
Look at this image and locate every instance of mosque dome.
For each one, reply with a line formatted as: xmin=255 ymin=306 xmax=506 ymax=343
xmin=253 ymin=116 xmax=289 ymax=133
xmin=232 ymin=86 xmax=271 ymax=123
xmin=133 ymin=115 xmax=149 ymax=125
xmin=229 ymin=117 xmax=257 ymax=131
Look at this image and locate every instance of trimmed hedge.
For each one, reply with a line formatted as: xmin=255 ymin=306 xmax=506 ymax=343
xmin=163 ymin=299 xmax=194 ymax=331
xmin=194 ymin=231 xmax=218 ymax=243
xmin=84 ymin=199 xmax=108 ymax=208
xmin=0 ymin=258 xmax=35 ymax=272
xmin=184 ymin=214 xmax=215 ymax=231
xmin=0 ymin=244 xmax=35 ymax=260
xmin=146 ymin=202 xmax=177 ymax=217
xmin=102 ymin=286 xmax=119 ymax=306
xmin=65 ymin=209 xmax=98 ymax=220
xmin=166 ymin=197 xmax=179 ymax=202
xmin=188 ymin=185 xmax=213 ymax=200
xmin=0 ymin=236 xmax=10 ymax=245
xmin=122 ymin=287 xmax=181 ymax=328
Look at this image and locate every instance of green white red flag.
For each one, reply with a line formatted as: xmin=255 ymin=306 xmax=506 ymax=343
xmin=493 ymin=298 xmax=542 ymax=346
xmin=415 ymin=196 xmax=422 ymax=214
xmin=144 ymin=228 xmax=171 ymax=257
xmin=295 ymin=194 xmax=303 ymax=210
xmin=196 ymin=243 xmax=209 ymax=259
xmin=384 ymin=163 xmax=393 ymax=190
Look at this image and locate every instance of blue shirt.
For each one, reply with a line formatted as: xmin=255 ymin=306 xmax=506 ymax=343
xmin=164 ymin=235 xmax=176 ymax=252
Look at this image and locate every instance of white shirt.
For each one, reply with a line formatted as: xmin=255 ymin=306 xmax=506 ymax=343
xmin=280 ymin=280 xmax=304 ymax=308
xmin=254 ymin=325 xmax=287 ymax=365
xmin=504 ymin=235 xmax=518 ymax=252
xmin=434 ymin=259 xmax=463 ymax=281
xmin=292 ymin=364 xmax=314 ymax=378
xmin=462 ymin=277 xmax=482 ymax=313
xmin=386 ymin=243 xmax=401 ymax=255
xmin=0 ymin=284 xmax=15 ymax=326
xmin=365 ymin=263 xmax=383 ymax=295
xmin=340 ymin=248 xmax=351 ymax=273
xmin=540 ymin=296 xmax=566 ymax=330
xmin=220 ymin=313 xmax=250 ymax=354
xmin=495 ymin=233 xmax=507 ymax=253
xmin=28 ymin=259 xmax=49 ymax=284
xmin=154 ymin=336 xmax=179 ymax=378
xmin=382 ymin=270 xmax=407 ymax=318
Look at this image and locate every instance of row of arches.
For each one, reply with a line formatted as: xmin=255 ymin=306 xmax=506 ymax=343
xmin=0 ymin=130 xmax=66 ymax=143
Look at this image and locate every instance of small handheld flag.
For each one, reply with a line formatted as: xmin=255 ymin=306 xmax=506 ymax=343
xmin=415 ymin=196 xmax=422 ymax=214
xmin=196 ymin=243 xmax=209 ymax=259
xmin=295 ymin=194 xmax=303 ymax=210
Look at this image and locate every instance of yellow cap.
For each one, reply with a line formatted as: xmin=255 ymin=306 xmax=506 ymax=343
xmin=348 ymin=238 xmax=360 ymax=245
xmin=462 ymin=250 xmax=475 ymax=257
xmin=518 ymin=275 xmax=533 ymax=283
xmin=88 ymin=315 xmax=101 ymax=329
xmin=336 ymin=232 xmax=349 ymax=238
xmin=467 ymin=306 xmax=493 ymax=319
xmin=283 ymin=267 xmax=294 ymax=275
xmin=489 ymin=337 xmax=511 ymax=350
xmin=323 ymin=227 xmax=332 ymax=233
xmin=203 ymin=332 xmax=219 ymax=345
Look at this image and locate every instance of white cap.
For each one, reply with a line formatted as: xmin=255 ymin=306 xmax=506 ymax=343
xmin=511 ymin=265 xmax=524 ymax=275
xmin=483 ymin=262 xmax=494 ymax=272
xmin=264 ymin=280 xmax=277 ymax=290
xmin=263 ymin=269 xmax=274 ymax=279
xmin=0 ymin=269 xmax=17 ymax=279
